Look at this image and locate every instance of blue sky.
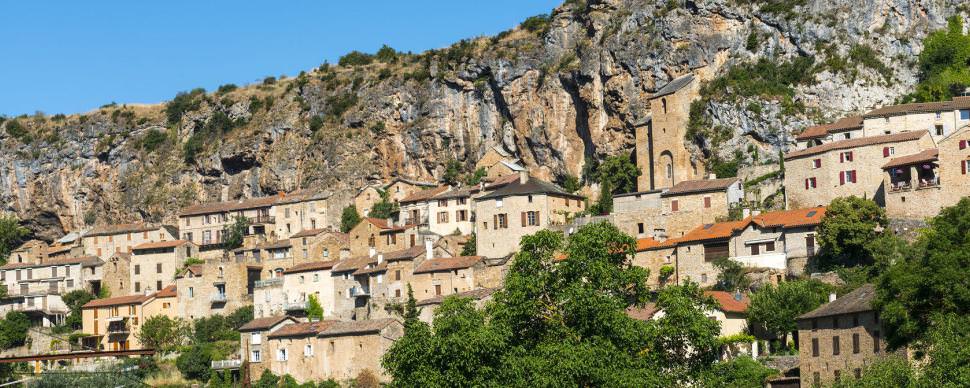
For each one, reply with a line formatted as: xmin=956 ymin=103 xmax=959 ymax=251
xmin=0 ymin=1 xmax=560 ymax=116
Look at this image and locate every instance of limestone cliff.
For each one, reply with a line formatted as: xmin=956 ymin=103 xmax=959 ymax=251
xmin=0 ymin=0 xmax=965 ymax=240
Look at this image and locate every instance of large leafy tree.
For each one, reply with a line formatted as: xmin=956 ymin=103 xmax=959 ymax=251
xmin=908 ymin=16 xmax=970 ymax=102
xmin=0 ymin=215 xmax=29 ymax=265
xmin=0 ymin=311 xmax=30 ymax=349
xmin=306 ymin=294 xmax=324 ymax=321
xmin=875 ymin=198 xmax=970 ymax=349
xmin=368 ymin=190 xmax=398 ymax=220
xmin=61 ymin=289 xmax=95 ymax=330
xmin=592 ymin=154 xmax=641 ymax=194
xmin=221 ymin=215 xmax=249 ymax=251
xmin=746 ymin=280 xmax=832 ymax=340
xmin=136 ymin=316 xmax=187 ymax=354
xmin=815 ymin=196 xmax=886 ymax=269
xmin=340 ymin=206 xmax=362 ymax=233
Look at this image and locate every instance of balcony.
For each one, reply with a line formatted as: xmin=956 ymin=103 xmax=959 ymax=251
xmin=5 ymin=283 xmax=63 ymax=297
xmin=731 ymin=253 xmax=788 ymax=270
xmin=917 ymin=177 xmax=940 ymax=189
xmin=284 ymin=301 xmax=307 ymax=311
xmin=350 ymin=287 xmax=370 ymax=297
xmin=254 ymin=278 xmax=282 ymax=288
xmin=888 ymin=181 xmax=912 ymax=193
xmin=249 ymin=215 xmax=276 ymax=225
xmin=106 ymin=319 xmax=130 ymax=334
xmin=211 ymin=359 xmax=242 ymax=370
xmin=210 ymin=294 xmax=227 ymax=304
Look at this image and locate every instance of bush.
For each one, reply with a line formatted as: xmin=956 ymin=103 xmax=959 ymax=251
xmin=325 ymin=93 xmax=358 ymax=119
xmin=376 ymin=44 xmax=398 ymax=63
xmin=339 ymin=50 xmax=374 ymax=67
xmin=165 ymin=89 xmax=205 ymax=125
xmin=61 ymin=289 xmax=94 ymax=330
xmin=176 ymin=344 xmax=212 ymax=381
xmin=0 ymin=311 xmax=30 ymax=349
xmin=216 ymin=84 xmax=238 ymax=94
xmin=262 ymin=76 xmax=276 ymax=85
xmin=309 ymin=115 xmax=325 ymax=132
xmin=520 ymin=14 xmax=551 ymax=33
xmin=138 ymin=129 xmax=168 ymax=152
xmin=340 ymin=206 xmax=361 ymax=233
xmin=4 ymin=120 xmax=31 ymax=143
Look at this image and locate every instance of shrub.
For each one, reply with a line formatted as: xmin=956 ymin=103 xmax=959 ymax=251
xmin=339 ymin=50 xmax=374 ymax=67
xmin=340 ymin=206 xmax=361 ymax=233
xmin=325 ymin=93 xmax=358 ymax=119
xmin=369 ymin=121 xmax=386 ymax=135
xmin=375 ymin=44 xmax=398 ymax=63
xmin=309 ymin=115 xmax=325 ymax=132
xmin=520 ymin=14 xmax=551 ymax=33
xmin=216 ymin=84 xmax=238 ymax=94
xmin=0 ymin=311 xmax=30 ymax=349
xmin=4 ymin=120 xmax=30 ymax=143
xmin=138 ymin=129 xmax=168 ymax=152
xmin=165 ymin=89 xmax=204 ymax=125
xmin=262 ymin=76 xmax=276 ymax=85
xmin=176 ymin=344 xmax=212 ymax=381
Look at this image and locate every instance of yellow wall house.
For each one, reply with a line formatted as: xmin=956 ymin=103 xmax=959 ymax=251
xmin=80 ymin=286 xmax=177 ymax=351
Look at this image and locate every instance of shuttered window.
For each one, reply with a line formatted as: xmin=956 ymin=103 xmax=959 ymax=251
xmin=703 ymin=242 xmax=729 ymax=261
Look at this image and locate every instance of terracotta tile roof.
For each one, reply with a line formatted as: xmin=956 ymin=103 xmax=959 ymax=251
xmin=416 ymin=288 xmax=498 ymax=306
xmin=179 ymin=195 xmax=279 ymax=217
xmin=483 ymin=173 xmax=521 ymax=189
xmin=0 ymin=255 xmax=102 ymax=270
xmin=290 ymin=228 xmax=326 ymax=238
xmin=677 ymin=220 xmax=749 ymax=244
xmin=863 ymin=96 xmax=970 ymax=118
xmin=413 ymin=256 xmax=483 ymax=274
xmin=751 ymin=207 xmax=827 ymax=229
xmin=83 ymin=293 xmax=151 ymax=308
xmin=283 ymin=260 xmax=339 ymax=274
xmin=155 ymin=285 xmax=177 ymax=298
xmin=400 ymin=186 xmax=451 ymax=204
xmin=86 ymin=222 xmax=162 ymax=237
xmin=332 ymin=255 xmax=375 ymax=273
xmin=132 ymin=240 xmax=190 ymax=250
xmin=476 ymin=176 xmax=583 ymax=201
xmin=705 ymin=291 xmax=750 ymax=314
xmin=316 ymin=318 xmax=400 ymax=337
xmin=635 ymin=237 xmax=669 ymax=252
xmin=353 ymin=260 xmax=387 ymax=275
xmin=363 ymin=218 xmax=414 ymax=233
xmin=239 ymin=316 xmax=296 ymax=332
xmin=784 ymin=130 xmax=929 ymax=160
xmin=652 ymin=73 xmax=695 ymax=99
xmin=258 ymin=239 xmax=292 ymax=250
xmin=798 ymin=284 xmax=875 ymax=320
xmin=382 ymin=245 xmax=426 ymax=262
xmin=882 ymin=149 xmax=939 ymax=169
xmin=662 ymin=177 xmax=740 ymax=197
xmin=45 ymin=244 xmax=73 ymax=255
xmin=795 ymin=115 xmax=863 ymax=140
xmin=268 ymin=320 xmax=337 ymax=338
xmin=626 ymin=304 xmax=659 ymax=320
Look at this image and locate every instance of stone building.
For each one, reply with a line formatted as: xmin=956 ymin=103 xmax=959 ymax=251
xmin=416 ymin=287 xmax=496 ymax=324
xmin=636 ymin=73 xmax=705 ymax=191
xmin=346 ymin=218 xmax=413 ymax=257
xmin=289 ymin=228 xmax=350 ymax=263
xmin=784 ymin=130 xmax=935 ymax=209
xmin=175 ymin=260 xmax=258 ymax=320
xmin=103 ymin=252 xmax=131 ymax=295
xmin=383 ymin=177 xmax=437 ymax=204
xmin=239 ymin=316 xmax=298 ymax=379
xmin=279 ymin=261 xmax=339 ymax=319
xmin=273 ymin=190 xmax=334 ymax=238
xmin=862 ymin=96 xmax=970 ymax=142
xmin=883 ymin=124 xmax=970 ymax=219
xmin=263 ymin=320 xmax=335 ymax=382
xmin=428 ymin=187 xmax=476 ymax=236
xmin=795 ymin=115 xmax=864 ymax=150
xmin=0 ymin=255 xmax=103 ymax=327
xmin=8 ymin=240 xmax=49 ymax=265
xmin=612 ymin=176 xmax=743 ymax=241
xmin=474 ymin=172 xmax=585 ymax=259
xmin=357 ymin=244 xmax=430 ymax=318
xmin=313 ymin=319 xmax=403 ymax=382
xmin=797 ymin=284 xmax=894 ymax=387
xmin=178 ymin=196 xmax=280 ymax=259
xmin=475 ymin=146 xmax=526 ymax=181
xmin=80 ymin=286 xmax=177 ymax=351
xmin=330 ymin=254 xmax=378 ymax=321
xmin=632 ymin=237 xmax=677 ymax=288
xmin=353 ymin=184 xmax=384 ymax=217
xmin=399 ymin=186 xmax=450 ymax=228
xmin=410 ymin=256 xmax=484 ymax=300
xmin=81 ymin=223 xmax=178 ymax=260
xmin=129 ymin=240 xmax=197 ymax=294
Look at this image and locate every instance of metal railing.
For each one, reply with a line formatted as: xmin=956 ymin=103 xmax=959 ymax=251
xmin=254 ymin=278 xmax=282 ymax=288
xmin=210 ymin=294 xmax=227 ymax=303
xmin=211 ymin=359 xmax=242 ymax=370
xmin=350 ymin=287 xmax=370 ymax=297
xmin=284 ymin=301 xmax=307 ymax=311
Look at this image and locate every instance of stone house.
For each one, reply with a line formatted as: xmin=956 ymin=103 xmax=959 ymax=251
xmin=346 ymin=218 xmax=413 ymax=257
xmin=797 ymin=284 xmax=894 ymax=387
xmin=668 ymin=219 xmax=747 ymax=288
xmin=239 ymin=316 xmax=298 ymax=379
xmin=129 ymin=240 xmax=197 ymax=294
xmin=104 ymin=252 xmax=131 ymax=295
xmin=428 ymin=187 xmax=476 ymax=236
xmin=612 ymin=190 xmax=664 ymax=239
xmin=273 ymin=190 xmax=334 ymax=239
xmin=636 ymin=73 xmax=705 ymax=191
xmin=356 ymin=245 xmax=429 ymax=318
xmin=415 ymin=287 xmax=497 ymax=324
xmin=353 ymin=184 xmax=384 ymax=217
xmin=632 ymin=237 xmax=678 ymax=288
xmin=279 ymin=261 xmax=339 ymax=319
xmin=882 ymin=149 xmax=941 ymax=219
xmin=399 ymin=186 xmax=450 ymax=227
xmin=475 ymin=146 xmax=526 ymax=181
xmin=0 ymin=255 xmax=103 ymax=327
xmin=410 ymin=256 xmax=484 ymax=300
xmin=45 ymin=243 xmax=85 ymax=261
xmin=8 ymin=240 xmax=48 ymax=265
xmin=314 ymin=319 xmax=403 ymax=382
xmin=178 ymin=195 xmax=279 ymax=258
xmin=474 ymin=173 xmax=585 ymax=259
xmin=80 ymin=286 xmax=177 ymax=351
xmin=784 ymin=130 xmax=936 ymax=209
xmin=862 ymin=96 xmax=970 ymax=142
xmin=795 ymin=115 xmax=865 ymax=150
xmin=330 ymin=254 xmax=378 ymax=321
xmin=660 ymin=177 xmax=744 ymax=237
xmin=175 ymin=260 xmax=259 ymax=320
xmin=253 ymin=277 xmax=285 ymax=319
xmin=384 ymin=177 xmax=437 ymax=204
xmin=263 ymin=320 xmax=335 ymax=382
xmin=81 ymin=223 xmax=178 ymax=260
xmin=289 ymin=229 xmax=350 ymax=263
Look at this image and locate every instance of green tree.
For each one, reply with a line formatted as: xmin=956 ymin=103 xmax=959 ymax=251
xmin=61 ymin=289 xmax=95 ymax=330
xmin=340 ymin=205 xmax=362 ymax=233
xmin=907 ymin=16 xmax=970 ymax=102
xmin=746 ymin=280 xmax=832 ymax=340
xmin=875 ymin=198 xmax=970 ymax=349
xmin=192 ymin=314 xmax=239 ymax=343
xmin=590 ymin=180 xmax=613 ymax=215
xmin=828 ymin=355 xmax=917 ymax=387
xmin=815 ymin=196 xmax=887 ymax=270
xmin=0 ymin=311 xmax=30 ymax=349
xmin=712 ymin=258 xmax=750 ymax=292
xmin=176 ymin=344 xmax=212 ymax=381
xmin=464 ymin=167 xmax=487 ymax=186
xmin=561 ymin=174 xmax=581 ymax=193
xmin=442 ymin=159 xmax=462 ymax=186
xmin=306 ymin=294 xmax=324 ymax=321
xmin=368 ymin=190 xmax=398 ymax=220
xmin=0 ymin=215 xmax=29 ymax=264
xmin=403 ymin=284 xmax=419 ymax=323
xmin=136 ymin=316 xmax=186 ymax=354
xmin=698 ymin=356 xmax=778 ymax=388
xmin=375 ymin=44 xmax=398 ymax=63
xmin=222 ymin=215 xmax=250 ymax=251
xmin=593 ymin=154 xmax=641 ymax=194
xmin=460 ymin=233 xmax=477 ymax=256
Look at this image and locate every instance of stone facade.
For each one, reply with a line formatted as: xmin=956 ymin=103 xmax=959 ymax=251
xmin=384 ymin=178 xmax=436 ymax=204
xmin=80 ymin=287 xmax=177 ymax=351
xmin=175 ymin=260 xmax=257 ymax=320
xmin=346 ymin=218 xmax=411 ymax=257
xmin=409 ymin=256 xmax=483 ymax=300
xmin=129 ymin=240 xmax=198 ymax=295
xmin=883 ymin=149 xmax=942 ymax=220
xmin=637 ymin=74 xmax=705 ymax=191
xmin=274 ymin=191 xmax=333 ymax=239
xmin=862 ymin=96 xmax=970 ymax=143
xmin=104 ymin=252 xmax=131 ymax=296
xmin=785 ymin=130 xmax=935 ymax=209
xmin=8 ymin=240 xmax=48 ymax=265
xmin=428 ymin=189 xmax=476 ymax=236
xmin=353 ymin=185 xmax=383 ymax=217
xmin=938 ymin=125 xmax=970 ymax=208
xmin=239 ymin=316 xmax=298 ymax=379
xmin=0 ymin=255 xmax=103 ymax=327
xmin=289 ymin=229 xmax=350 ymax=264
xmin=81 ymin=223 xmax=178 ymax=260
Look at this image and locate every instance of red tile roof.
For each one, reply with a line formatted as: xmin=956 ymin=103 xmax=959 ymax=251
xmin=784 ymin=130 xmax=929 ymax=160
xmin=0 ymin=255 xmax=102 ymax=270
xmin=413 ymin=256 xmax=483 ymax=274
xmin=399 ymin=186 xmax=450 ymax=204
xmin=863 ymin=97 xmax=970 ymax=118
xmin=795 ymin=115 xmax=863 ymax=140
xmin=155 ymin=285 xmax=177 ymax=298
xmin=676 ymin=220 xmax=749 ymax=244
xmin=283 ymin=260 xmax=339 ymax=274
xmin=751 ymin=207 xmax=827 ymax=229
xmin=132 ymin=240 xmax=191 ymax=250
xmin=635 ymin=237 xmax=676 ymax=252
xmin=882 ymin=149 xmax=939 ymax=169
xmin=316 ymin=318 xmax=400 ymax=337
xmin=83 ymin=294 xmax=152 ymax=308
xmin=662 ymin=177 xmax=739 ymax=197
xmin=268 ymin=320 xmax=336 ymax=338
xmin=239 ymin=316 xmax=296 ymax=332
xmin=705 ymin=291 xmax=750 ymax=314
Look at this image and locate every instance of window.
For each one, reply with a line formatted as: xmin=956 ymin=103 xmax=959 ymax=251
xmin=134 ymin=282 xmax=141 ymax=292
xmin=395 ymin=289 xmax=401 ymax=298
xmin=883 ymin=146 xmax=895 ymax=157
xmin=671 ymin=200 xmax=679 ymax=212
xmin=765 ymin=241 xmax=775 ymax=252
xmin=458 ymin=197 xmax=467 ymax=205
xmin=438 ymin=212 xmax=449 ymax=223
xmin=304 ymin=343 xmax=313 ymax=357
xmin=804 ymin=177 xmax=817 ymax=190
xmin=873 ymin=331 xmax=881 ymax=353
xmin=637 ymin=223 xmax=645 ymax=234
xmin=395 ymin=270 xmax=401 ymax=281
xmin=666 ymin=163 xmax=673 ymax=179
xmin=661 ymin=97 xmax=667 ymax=113
xmin=936 ymin=111 xmax=942 ymax=119
xmin=812 ymin=338 xmax=819 ymax=357
xmin=277 ymin=348 xmax=288 ymax=361
xmin=703 ymin=196 xmax=711 ymax=208
xmin=156 ymin=263 xmax=162 ymax=273
xmin=852 ymin=333 xmax=860 ymax=354
xmin=750 ymin=244 xmax=760 ymax=256
xmin=188 ymin=287 xmax=194 ymax=298
xmin=313 ymin=274 xmax=319 ymax=282
xmin=457 ymin=210 xmax=468 ymax=221
xmin=524 ymin=211 xmax=539 ymax=226
xmin=812 ymin=158 xmax=821 ymax=169
xmin=840 ymin=151 xmax=853 ymax=162
xmin=134 ymin=265 xmax=140 ymax=275
xmin=961 ymin=109 xmax=970 ymax=120
xmin=833 ymin=335 xmax=841 ymax=355
xmin=66 ymin=279 xmax=74 ymax=288
xmin=251 ymin=350 xmax=261 ymax=362
xmin=438 ymin=200 xmax=448 ymax=207
xmin=962 ymin=160 xmax=970 ymax=175
xmin=840 ymin=170 xmax=857 ymax=185
xmin=156 ymin=281 xmax=162 ymax=291
xmin=936 ymin=124 xmax=944 ymax=136
xmin=496 ymin=199 xmax=503 ymax=208
xmin=496 ymin=214 xmax=508 ymax=229
xmin=323 ymin=248 xmax=329 ymax=258
xmin=703 ymin=242 xmax=729 ymax=261
xmin=527 ymin=195 xmax=533 ymax=203
xmin=435 ymin=284 xmax=442 ymax=295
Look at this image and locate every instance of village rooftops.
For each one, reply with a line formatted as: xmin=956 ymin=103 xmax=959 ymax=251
xmin=362 ymin=217 xmax=415 ymax=233
xmin=352 ymin=261 xmax=387 ymax=276
xmin=661 ymin=177 xmax=740 ymax=197
xmin=155 ymin=285 xmax=177 ymax=298
xmin=705 ymin=291 xmax=750 ymax=314
xmin=651 ymin=73 xmax=694 ymax=99
xmin=400 ymin=186 xmax=451 ymax=204
xmin=614 ymin=189 xmax=663 ymax=198
xmin=331 ymin=255 xmax=375 ymax=274
xmin=258 ymin=239 xmax=292 ymax=250
xmin=475 ymin=176 xmax=583 ymax=201
xmin=0 ymin=255 xmax=102 ymax=270
xmin=413 ymin=256 xmax=483 ymax=274
xmin=283 ymin=260 xmax=339 ymax=275
xmin=384 ymin=176 xmax=437 ymax=189
xmin=483 ymin=173 xmax=522 ymax=190
xmin=635 ymin=237 xmax=676 ymax=252
xmin=179 ymin=195 xmax=280 ymax=217
xmin=795 ymin=115 xmax=864 ymax=141
xmin=239 ymin=316 xmax=297 ymax=332
xmin=82 ymin=293 xmax=152 ymax=308
xmin=316 ymin=318 xmax=399 ymax=337
xmin=289 ymin=228 xmax=347 ymax=241
xmin=267 ymin=320 xmax=337 ymax=339
xmin=381 ymin=245 xmax=426 ymax=262
xmin=432 ymin=187 xmax=479 ymax=200
xmin=863 ymin=96 xmax=970 ymax=118
xmin=798 ymin=284 xmax=876 ymax=320
xmin=86 ymin=222 xmax=173 ymax=237
xmin=882 ymin=149 xmax=939 ymax=169
xmin=132 ymin=240 xmax=191 ymax=250
xmin=416 ymin=287 xmax=498 ymax=307
xmin=671 ymin=206 xmax=827 ymax=245
xmin=784 ymin=130 xmax=930 ymax=160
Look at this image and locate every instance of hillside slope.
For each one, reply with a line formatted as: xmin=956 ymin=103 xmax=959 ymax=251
xmin=0 ymin=0 xmax=965 ymax=239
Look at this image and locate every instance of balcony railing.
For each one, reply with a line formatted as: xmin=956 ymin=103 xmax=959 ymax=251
xmin=889 ymin=182 xmax=912 ymax=192
xmin=211 ymin=359 xmax=242 ymax=370
xmin=107 ymin=320 xmax=130 ymax=334
xmin=284 ymin=301 xmax=307 ymax=311
xmin=249 ymin=215 xmax=276 ymax=225
xmin=350 ymin=287 xmax=370 ymax=297
xmin=254 ymin=278 xmax=282 ymax=288
xmin=917 ymin=177 xmax=940 ymax=189
xmin=730 ymin=252 xmax=788 ymax=270
xmin=211 ymin=294 xmax=227 ymax=303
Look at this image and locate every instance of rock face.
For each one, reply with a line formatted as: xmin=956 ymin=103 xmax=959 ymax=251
xmin=0 ymin=0 xmax=964 ymax=239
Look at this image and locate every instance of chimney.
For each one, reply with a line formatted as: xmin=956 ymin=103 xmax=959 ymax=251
xmin=368 ymin=247 xmax=376 ymax=258
xmin=377 ymin=254 xmax=384 ymax=264
xmin=709 ymin=173 xmax=717 ymax=180
xmin=425 ymin=238 xmax=434 ymax=259
xmin=742 ymin=208 xmax=751 ymax=218
xmin=518 ymin=170 xmax=528 ymax=185
xmin=828 ymin=292 xmax=837 ymax=303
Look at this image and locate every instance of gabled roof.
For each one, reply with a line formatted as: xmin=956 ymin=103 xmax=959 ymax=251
xmin=361 ymin=218 xmax=414 ymax=233
xmin=86 ymin=222 xmax=165 ymax=237
xmin=268 ymin=320 xmax=336 ymax=338
xmin=635 ymin=237 xmax=676 ymax=252
xmin=400 ymin=186 xmax=450 ymax=204
xmin=184 ymin=265 xmax=204 ymax=276
xmin=283 ymin=260 xmax=339 ymax=274
xmin=676 ymin=220 xmax=749 ymax=244
xmin=476 ymin=176 xmax=583 ymax=201
xmin=382 ymin=245 xmax=426 ymax=262
xmin=384 ymin=177 xmax=437 ymax=189
xmin=750 ymin=207 xmax=827 ymax=229
xmin=289 ymin=228 xmax=325 ymax=239
xmin=316 ymin=318 xmax=400 ymax=337
xmin=704 ymin=291 xmax=750 ymax=314
xmin=155 ymin=285 xmax=177 ymax=298
xmin=499 ymin=160 xmax=526 ymax=172
xmin=798 ymin=284 xmax=876 ymax=320
xmin=239 ymin=316 xmax=297 ymax=332
xmin=483 ymin=173 xmax=521 ymax=190
xmin=0 ymin=255 xmax=102 ymax=270
xmin=413 ymin=256 xmax=483 ymax=274
xmin=83 ymin=293 xmax=152 ymax=308
xmin=258 ymin=239 xmax=292 ymax=250
xmin=132 ymin=240 xmax=191 ymax=250
xmin=416 ymin=287 xmax=498 ymax=306
xmin=179 ymin=195 xmax=279 ymax=217
xmin=863 ymin=96 xmax=970 ymax=118
xmin=882 ymin=149 xmax=939 ymax=169
xmin=784 ymin=130 xmax=929 ymax=160
xmin=432 ymin=187 xmax=478 ymax=200
xmin=332 ymin=255 xmax=375 ymax=273
xmin=662 ymin=177 xmax=739 ymax=197
xmin=652 ymin=73 xmax=695 ymax=99
xmin=795 ymin=115 xmax=864 ymax=140
xmin=353 ymin=260 xmax=387 ymax=276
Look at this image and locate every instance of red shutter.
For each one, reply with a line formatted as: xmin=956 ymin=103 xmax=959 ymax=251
xmin=961 ymin=140 xmax=967 ymax=150
xmin=847 ymin=151 xmax=853 ymax=161
xmin=839 ymin=171 xmax=845 ymax=185
xmin=493 ymin=214 xmax=498 ymax=229
xmin=851 ymin=170 xmax=857 ymax=183
xmin=840 ymin=153 xmax=844 ymax=163
xmin=671 ymin=200 xmax=679 ymax=212
xmin=805 ymin=179 xmax=809 ymax=190
xmin=883 ymin=147 xmax=889 ymax=157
